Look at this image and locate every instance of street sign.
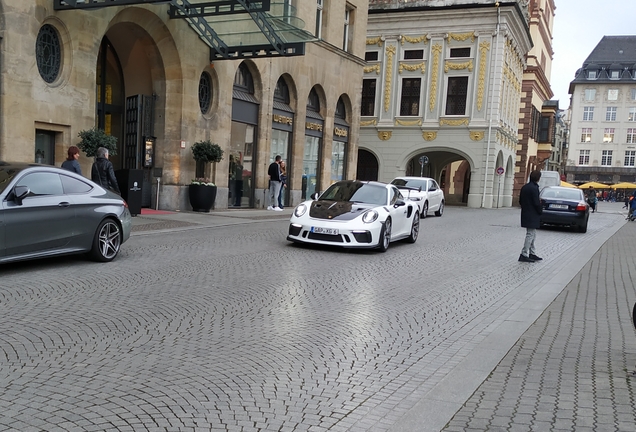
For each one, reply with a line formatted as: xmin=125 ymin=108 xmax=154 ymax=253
xmin=496 ymin=166 xmax=505 ymax=176
xmin=419 ymin=156 xmax=429 ymax=166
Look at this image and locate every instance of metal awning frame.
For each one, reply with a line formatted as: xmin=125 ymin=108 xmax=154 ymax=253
xmin=53 ymin=0 xmax=307 ymax=60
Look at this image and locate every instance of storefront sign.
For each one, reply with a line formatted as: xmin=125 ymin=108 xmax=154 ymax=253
xmin=305 ymin=122 xmax=323 ymax=131
xmin=334 ymin=127 xmax=348 ymax=138
xmin=273 ymin=114 xmax=293 ymax=125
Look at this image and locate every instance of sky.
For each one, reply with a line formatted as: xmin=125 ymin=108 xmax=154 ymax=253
xmin=550 ymin=0 xmax=636 ymax=109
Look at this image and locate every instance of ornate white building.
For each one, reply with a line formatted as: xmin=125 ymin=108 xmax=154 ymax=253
xmin=359 ymin=0 xmax=532 ymax=208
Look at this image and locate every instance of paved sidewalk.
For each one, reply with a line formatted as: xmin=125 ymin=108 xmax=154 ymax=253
xmin=441 ymin=220 xmax=636 ymax=431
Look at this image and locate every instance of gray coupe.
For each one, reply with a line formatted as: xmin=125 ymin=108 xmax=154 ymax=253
xmin=0 ymin=162 xmax=132 ymax=264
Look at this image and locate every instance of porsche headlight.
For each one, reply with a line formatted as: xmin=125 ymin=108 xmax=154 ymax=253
xmin=362 ymin=209 xmax=378 ymax=224
xmin=294 ymin=203 xmax=308 ymax=217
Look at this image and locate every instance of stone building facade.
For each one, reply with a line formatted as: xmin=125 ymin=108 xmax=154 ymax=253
xmin=360 ymin=0 xmax=532 ymax=208
xmin=566 ymin=36 xmax=636 ymax=185
xmin=2 ymin=0 xmax=368 ymax=210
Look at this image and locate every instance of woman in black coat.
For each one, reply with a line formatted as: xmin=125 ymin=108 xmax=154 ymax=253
xmin=519 ymin=170 xmax=543 ymax=262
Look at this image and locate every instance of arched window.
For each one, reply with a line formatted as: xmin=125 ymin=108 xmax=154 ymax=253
xmin=198 ymin=72 xmax=212 ymax=114
xmin=274 ymin=77 xmax=290 ymax=104
xmin=234 ymin=63 xmax=254 ymax=94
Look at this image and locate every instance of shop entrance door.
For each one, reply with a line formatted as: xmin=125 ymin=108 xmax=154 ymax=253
xmin=228 ymin=122 xmax=255 ymax=207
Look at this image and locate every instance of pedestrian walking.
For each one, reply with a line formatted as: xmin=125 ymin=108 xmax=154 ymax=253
xmin=519 ymin=170 xmax=543 ymax=263
xmin=586 ymin=186 xmax=597 ymax=212
xmin=91 ymin=147 xmax=121 ymax=194
xmin=278 ymin=160 xmax=287 ymax=210
xmin=61 ymin=145 xmax=82 ymax=175
xmin=267 ymin=155 xmax=283 ymax=211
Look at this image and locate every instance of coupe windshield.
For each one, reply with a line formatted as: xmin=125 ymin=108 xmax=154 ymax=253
xmin=0 ymin=166 xmax=22 ymax=194
xmin=319 ymin=182 xmax=388 ymax=205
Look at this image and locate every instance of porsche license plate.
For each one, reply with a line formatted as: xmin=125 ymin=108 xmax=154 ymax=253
xmin=550 ymin=204 xmax=568 ymax=209
xmin=312 ymin=227 xmax=339 ymax=235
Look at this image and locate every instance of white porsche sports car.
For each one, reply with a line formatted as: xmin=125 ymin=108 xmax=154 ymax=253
xmin=390 ymin=176 xmax=445 ymax=218
xmin=287 ymin=180 xmax=420 ymax=252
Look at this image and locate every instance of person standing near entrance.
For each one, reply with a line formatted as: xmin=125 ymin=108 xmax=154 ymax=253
xmin=519 ymin=170 xmax=543 ymax=263
xmin=267 ymin=155 xmax=282 ymax=211
xmin=278 ymin=160 xmax=287 ymax=210
xmin=91 ymin=147 xmax=121 ymax=195
xmin=61 ymin=146 xmax=82 ymax=175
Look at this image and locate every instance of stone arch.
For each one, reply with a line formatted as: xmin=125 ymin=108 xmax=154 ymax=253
xmin=357 ymin=147 xmax=379 ymax=181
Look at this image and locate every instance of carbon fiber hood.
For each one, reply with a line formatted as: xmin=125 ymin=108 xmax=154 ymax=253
xmin=309 ymin=200 xmax=376 ymax=221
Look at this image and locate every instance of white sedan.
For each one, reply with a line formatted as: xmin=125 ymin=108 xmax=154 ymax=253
xmin=390 ymin=176 xmax=445 ymax=218
xmin=287 ymin=180 xmax=420 ymax=252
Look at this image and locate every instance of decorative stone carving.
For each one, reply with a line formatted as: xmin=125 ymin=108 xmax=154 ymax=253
xmin=446 ymin=32 xmax=475 ymax=43
xmin=444 ymin=60 xmax=473 ymax=73
xmin=422 ymin=131 xmax=437 ymax=141
xmin=400 ymin=34 xmax=428 ymax=45
xmin=477 ymin=41 xmax=490 ymax=111
xmin=384 ymin=45 xmax=396 ymax=112
xmin=378 ymin=131 xmax=392 ymax=141
xmin=360 ymin=119 xmax=378 ymax=126
xmin=469 ymin=131 xmax=485 ymax=141
xmin=439 ymin=118 xmax=469 ymax=126
xmin=395 ymin=119 xmax=422 ymax=126
xmin=429 ymin=44 xmax=443 ymax=112
xmin=364 ymin=64 xmax=381 ymax=74
xmin=399 ymin=62 xmax=426 ymax=74
xmin=367 ymin=36 xmax=383 ymax=47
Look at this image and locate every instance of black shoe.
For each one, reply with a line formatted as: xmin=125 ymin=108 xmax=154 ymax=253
xmin=519 ymin=254 xmax=535 ymax=263
xmin=529 ymin=254 xmax=543 ymax=261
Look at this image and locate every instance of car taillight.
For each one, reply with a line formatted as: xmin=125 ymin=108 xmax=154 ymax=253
xmin=123 ymin=200 xmax=129 ymax=208
xmin=575 ymin=202 xmax=586 ymax=211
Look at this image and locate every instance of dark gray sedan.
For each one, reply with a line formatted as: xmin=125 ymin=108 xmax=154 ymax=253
xmin=0 ymin=162 xmax=132 ymax=264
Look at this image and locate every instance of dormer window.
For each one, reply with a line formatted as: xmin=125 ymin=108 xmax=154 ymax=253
xmin=611 ymin=70 xmax=620 ymax=79
xmin=588 ymin=70 xmax=597 ymax=79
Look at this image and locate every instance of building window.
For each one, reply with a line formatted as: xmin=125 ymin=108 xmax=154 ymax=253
xmin=608 ymin=89 xmax=619 ymax=101
xmin=583 ymin=106 xmax=594 ymax=121
xmin=611 ymin=70 xmax=621 ymax=79
xmin=315 ymin=0 xmax=323 ymax=38
xmin=365 ymin=51 xmax=379 ymax=62
xmin=627 ymin=128 xmax=636 ymax=144
xmin=632 ymin=89 xmax=636 ymax=100
xmin=449 ymin=48 xmax=471 ymax=58
xmin=36 ymin=24 xmax=62 ymax=84
xmin=601 ymin=150 xmax=613 ymax=166
xmin=588 ymin=70 xmax=597 ymax=79
xmin=584 ymin=89 xmax=596 ymax=101
xmin=629 ymin=107 xmax=636 ymax=122
xmin=606 ymin=106 xmax=617 ymax=121
xmin=603 ymin=128 xmax=615 ymax=143
xmin=198 ymin=72 xmax=212 ymax=114
xmin=625 ymin=151 xmax=636 ymax=167
xmin=361 ymin=79 xmax=376 ymax=117
xmin=400 ymin=78 xmax=421 ymax=116
xmin=445 ymin=76 xmax=468 ymax=116
xmin=343 ymin=4 xmax=354 ymax=53
xmin=581 ymin=128 xmax=592 ymax=142
xmin=579 ymin=150 xmax=590 ymax=165
xmin=538 ymin=115 xmax=551 ymax=143
xmin=403 ymin=50 xmax=424 ymax=60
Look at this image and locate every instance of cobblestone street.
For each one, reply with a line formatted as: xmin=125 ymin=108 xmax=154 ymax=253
xmin=0 ymin=204 xmax=628 ymax=431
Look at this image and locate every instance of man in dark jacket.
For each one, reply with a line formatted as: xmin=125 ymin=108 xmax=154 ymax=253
xmin=91 ymin=147 xmax=121 ymax=194
xmin=519 ymin=170 xmax=543 ymax=262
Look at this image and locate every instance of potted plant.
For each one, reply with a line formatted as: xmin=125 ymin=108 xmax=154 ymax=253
xmin=189 ymin=140 xmax=223 ymax=212
xmin=76 ymin=127 xmax=118 ymax=158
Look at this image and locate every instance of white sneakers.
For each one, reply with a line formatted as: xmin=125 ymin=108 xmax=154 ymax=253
xmin=267 ymin=206 xmax=283 ymax=211
xmin=267 ymin=206 xmax=273 ymax=210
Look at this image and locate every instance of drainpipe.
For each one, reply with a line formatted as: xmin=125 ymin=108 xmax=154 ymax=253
xmin=481 ymin=2 xmax=501 ymax=208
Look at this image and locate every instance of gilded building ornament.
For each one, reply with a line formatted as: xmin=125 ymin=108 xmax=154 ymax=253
xmin=364 ymin=64 xmax=381 ymax=74
xmin=395 ymin=118 xmax=423 ymax=126
xmin=477 ymin=41 xmax=490 ymax=111
xmin=422 ymin=131 xmax=437 ymax=141
xmin=469 ymin=131 xmax=485 ymax=141
xmin=444 ymin=60 xmax=473 ymax=73
xmin=383 ymin=45 xmax=396 ymax=112
xmin=360 ymin=119 xmax=377 ymax=126
xmin=378 ymin=131 xmax=392 ymax=141
xmin=439 ymin=118 xmax=469 ymax=126
xmin=400 ymin=34 xmax=428 ymax=45
xmin=429 ymin=44 xmax=443 ymax=112
xmin=399 ymin=62 xmax=426 ymax=74
xmin=367 ymin=36 xmax=383 ymax=47
xmin=446 ymin=32 xmax=475 ymax=43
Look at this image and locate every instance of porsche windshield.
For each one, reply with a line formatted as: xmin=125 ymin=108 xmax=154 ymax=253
xmin=319 ymin=182 xmax=387 ymax=205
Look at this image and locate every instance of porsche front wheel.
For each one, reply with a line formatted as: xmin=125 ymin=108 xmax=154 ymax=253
xmin=378 ymin=218 xmax=392 ymax=252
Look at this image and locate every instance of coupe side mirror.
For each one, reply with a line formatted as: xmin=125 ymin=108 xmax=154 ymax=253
xmin=310 ymin=192 xmax=319 ymax=200
xmin=12 ymin=185 xmax=30 ymax=205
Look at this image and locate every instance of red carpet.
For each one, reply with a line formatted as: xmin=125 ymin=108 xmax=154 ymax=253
xmin=140 ymin=208 xmax=175 ymax=215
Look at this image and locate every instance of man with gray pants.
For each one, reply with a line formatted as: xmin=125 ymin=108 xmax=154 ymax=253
xmin=519 ymin=170 xmax=543 ymax=262
xmin=267 ymin=155 xmax=283 ymax=211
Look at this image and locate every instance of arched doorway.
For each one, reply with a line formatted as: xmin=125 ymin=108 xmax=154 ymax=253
xmin=332 ymin=96 xmax=349 ymax=184
xmin=268 ymin=76 xmax=294 ymax=208
xmin=303 ymin=87 xmax=323 ymax=199
xmin=230 ymin=63 xmax=259 ymax=208
xmin=356 ymin=149 xmax=378 ymax=181
xmin=96 ymin=37 xmax=125 ymax=169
